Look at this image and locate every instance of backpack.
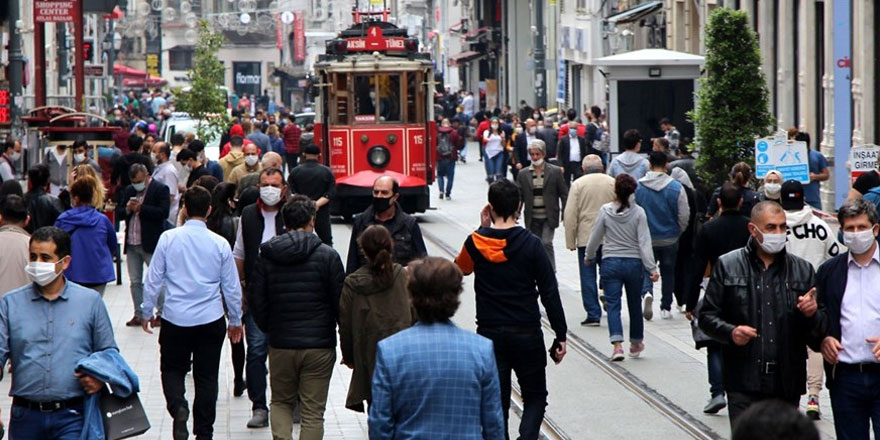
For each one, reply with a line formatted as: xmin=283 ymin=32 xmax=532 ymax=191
xmin=592 ymin=122 xmax=610 ymax=152
xmin=437 ymin=132 xmax=454 ymax=157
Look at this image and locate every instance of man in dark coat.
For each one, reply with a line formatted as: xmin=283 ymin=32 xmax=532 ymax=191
xmin=699 ymin=201 xmax=826 ymax=427
xmin=288 ymin=145 xmax=336 ymax=245
xmin=117 ymin=163 xmax=170 ymax=326
xmin=346 ymin=176 xmax=427 ymax=274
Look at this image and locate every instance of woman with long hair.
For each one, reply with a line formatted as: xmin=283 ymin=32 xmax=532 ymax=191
xmin=707 ymin=162 xmax=761 ymax=217
xmin=205 ymin=182 xmax=247 ymax=396
xmin=482 ymin=117 xmax=507 ymax=183
xmin=339 ymin=225 xmax=415 ymax=412
xmin=60 ymin=163 xmax=107 ymax=210
xmin=585 ymin=174 xmax=658 ymax=361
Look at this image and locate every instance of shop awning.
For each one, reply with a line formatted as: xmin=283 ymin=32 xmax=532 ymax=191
xmin=113 ymin=64 xmax=149 ymax=78
xmin=122 ymin=77 xmax=167 ymax=88
xmin=448 ymin=20 xmax=464 ymax=33
xmin=448 ymin=51 xmax=484 ymax=66
xmin=606 ymin=1 xmax=663 ymax=24
xmin=464 ymin=26 xmax=491 ymax=42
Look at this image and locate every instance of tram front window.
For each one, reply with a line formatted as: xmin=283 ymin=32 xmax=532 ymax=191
xmin=353 ymin=74 xmax=401 ymax=123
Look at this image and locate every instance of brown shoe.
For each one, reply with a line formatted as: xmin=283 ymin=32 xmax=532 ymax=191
xmin=125 ymin=316 xmax=141 ymax=327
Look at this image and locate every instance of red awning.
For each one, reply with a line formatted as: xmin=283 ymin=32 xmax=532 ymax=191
xmin=113 ymin=64 xmax=149 ymax=78
xmin=448 ymin=20 xmax=464 ymax=33
xmin=448 ymin=51 xmax=483 ymax=66
xmin=465 ymin=26 xmax=491 ymax=41
xmin=103 ymin=6 xmax=124 ymax=19
xmin=122 ymin=77 xmax=167 ymax=88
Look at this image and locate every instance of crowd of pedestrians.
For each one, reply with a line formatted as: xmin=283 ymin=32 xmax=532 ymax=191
xmin=0 ymin=89 xmax=874 ymax=440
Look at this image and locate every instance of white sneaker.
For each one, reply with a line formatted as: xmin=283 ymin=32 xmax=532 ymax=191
xmin=660 ymin=310 xmax=673 ymax=320
xmin=642 ymin=294 xmax=654 ymax=321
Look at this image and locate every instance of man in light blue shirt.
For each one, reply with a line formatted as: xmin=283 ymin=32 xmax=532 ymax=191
xmin=142 ymin=185 xmax=243 ymax=440
xmin=0 ymin=226 xmax=116 ymax=440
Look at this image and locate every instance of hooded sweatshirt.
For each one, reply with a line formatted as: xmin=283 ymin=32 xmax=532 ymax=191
xmin=585 ymin=201 xmax=658 ymax=274
xmin=784 ymin=206 xmax=845 ymax=270
xmin=455 ymin=226 xmax=567 ymax=341
xmin=608 ymin=150 xmax=649 ymax=180
xmin=636 ymin=171 xmax=690 ymax=246
xmin=55 ymin=206 xmax=117 ymax=284
xmin=248 ymin=230 xmax=345 ymax=349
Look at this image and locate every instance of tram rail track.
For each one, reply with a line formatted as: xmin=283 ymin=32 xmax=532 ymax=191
xmin=419 ymin=227 xmax=721 ymax=440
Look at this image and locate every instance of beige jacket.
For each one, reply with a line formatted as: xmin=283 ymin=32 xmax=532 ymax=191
xmin=218 ymin=150 xmax=245 ymax=180
xmin=0 ymin=225 xmax=31 ymax=295
xmin=563 ymin=172 xmax=616 ymax=250
xmin=227 ymin=162 xmax=262 ymax=188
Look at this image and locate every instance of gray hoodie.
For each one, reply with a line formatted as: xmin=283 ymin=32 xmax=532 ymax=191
xmin=608 ymin=150 xmax=649 ymax=180
xmin=585 ymin=200 xmax=658 ymax=274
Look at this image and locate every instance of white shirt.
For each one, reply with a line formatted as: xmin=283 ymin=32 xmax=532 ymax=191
xmin=232 ymin=208 xmax=278 ymax=260
xmin=462 ymin=95 xmax=474 ymax=114
xmin=568 ymin=135 xmax=581 ymax=163
xmin=152 ymin=161 xmax=180 ymax=224
xmin=483 ymin=130 xmax=503 ymax=159
xmin=839 ymin=245 xmax=880 ymax=364
xmin=0 ymin=158 xmax=14 ymax=182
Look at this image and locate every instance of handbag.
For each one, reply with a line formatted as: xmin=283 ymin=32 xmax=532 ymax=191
xmin=690 ymin=297 xmax=714 ymax=346
xmin=100 ymin=391 xmax=151 ymax=440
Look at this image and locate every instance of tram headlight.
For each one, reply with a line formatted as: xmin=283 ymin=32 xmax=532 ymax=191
xmin=367 ymin=146 xmax=390 ymax=168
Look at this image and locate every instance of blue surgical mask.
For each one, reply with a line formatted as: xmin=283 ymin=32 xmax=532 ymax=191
xmin=132 ymin=182 xmax=146 ymax=192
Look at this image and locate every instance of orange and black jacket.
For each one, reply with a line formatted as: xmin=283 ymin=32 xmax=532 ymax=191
xmin=455 ymin=226 xmax=567 ymax=341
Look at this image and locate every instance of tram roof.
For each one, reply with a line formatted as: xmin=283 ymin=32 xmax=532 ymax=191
xmin=314 ymin=55 xmax=433 ymax=72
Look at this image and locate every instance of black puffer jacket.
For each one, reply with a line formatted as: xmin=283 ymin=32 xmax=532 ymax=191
xmin=249 ymin=230 xmax=345 ymax=349
xmin=699 ymin=239 xmax=825 ymax=398
xmin=25 ymin=188 xmax=65 ymax=233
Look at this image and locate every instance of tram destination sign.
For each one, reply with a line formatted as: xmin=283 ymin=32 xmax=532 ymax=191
xmin=345 ymin=26 xmax=406 ymax=52
xmin=34 ymin=0 xmax=79 ymax=22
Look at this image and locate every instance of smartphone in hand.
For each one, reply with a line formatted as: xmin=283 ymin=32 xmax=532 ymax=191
xmin=548 ymin=339 xmax=562 ymax=363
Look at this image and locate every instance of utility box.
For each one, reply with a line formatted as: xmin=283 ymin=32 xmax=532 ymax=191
xmin=594 ymin=49 xmax=704 ymax=153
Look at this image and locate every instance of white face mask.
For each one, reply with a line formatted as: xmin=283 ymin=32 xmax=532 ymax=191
xmin=183 ymin=164 xmax=192 ymax=172
xmin=9 ymin=151 xmax=21 ymax=161
xmin=491 ymin=124 xmax=499 ymax=131
xmin=74 ymin=153 xmax=86 ymax=163
xmin=515 ymin=127 xmax=523 ymax=134
xmin=528 ymin=126 xmax=536 ymax=135
xmin=25 ymin=260 xmax=64 ymax=286
xmin=764 ymin=183 xmax=781 ymax=198
xmin=843 ymin=229 xmax=877 ymax=255
xmin=754 ymin=228 xmax=787 ymax=254
xmin=245 ymin=155 xmax=259 ymax=167
xmin=150 ymin=152 xmax=158 ymax=163
xmin=532 ymin=158 xmax=544 ymax=167
xmin=260 ymin=186 xmax=282 ymax=206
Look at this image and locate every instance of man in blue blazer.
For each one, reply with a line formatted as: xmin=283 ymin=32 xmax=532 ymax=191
xmin=369 ymin=257 xmax=505 ymax=440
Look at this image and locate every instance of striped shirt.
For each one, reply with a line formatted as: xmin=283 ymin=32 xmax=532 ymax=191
xmin=532 ymin=168 xmax=546 ymax=220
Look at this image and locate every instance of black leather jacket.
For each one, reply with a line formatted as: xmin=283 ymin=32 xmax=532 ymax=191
xmin=24 ymin=188 xmax=64 ymax=233
xmin=699 ymin=239 xmax=826 ymax=398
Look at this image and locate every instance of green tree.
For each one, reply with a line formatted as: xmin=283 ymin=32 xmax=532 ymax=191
xmin=174 ymin=21 xmax=227 ymax=140
xmin=689 ymin=8 xmax=774 ymax=187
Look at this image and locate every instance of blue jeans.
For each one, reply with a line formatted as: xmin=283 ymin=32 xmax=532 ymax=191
xmin=578 ymin=247 xmax=601 ymax=321
xmin=10 ymin=403 xmax=85 ymax=439
xmin=436 ymin=158 xmax=456 ymax=196
xmin=245 ymin=313 xmax=269 ymax=411
xmin=830 ymin=368 xmax=880 ymax=440
xmin=484 ymin=152 xmax=505 ymax=180
xmin=601 ymin=257 xmax=645 ymax=344
xmin=707 ymin=344 xmax=724 ymax=397
xmin=642 ymin=243 xmax=679 ymax=311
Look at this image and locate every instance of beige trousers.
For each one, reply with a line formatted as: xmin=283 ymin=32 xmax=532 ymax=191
xmin=268 ymin=347 xmax=336 ymax=440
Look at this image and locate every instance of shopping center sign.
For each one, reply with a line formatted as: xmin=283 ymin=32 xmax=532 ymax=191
xmin=34 ymin=0 xmax=78 ymax=22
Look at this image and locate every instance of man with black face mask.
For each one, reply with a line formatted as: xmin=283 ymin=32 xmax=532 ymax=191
xmin=699 ymin=201 xmax=826 ymax=428
xmin=345 ymin=175 xmax=427 ymax=274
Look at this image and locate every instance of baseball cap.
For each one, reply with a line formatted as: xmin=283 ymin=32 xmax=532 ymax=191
xmin=780 ymin=180 xmax=805 ymax=211
xmin=303 ymin=145 xmax=321 ymax=155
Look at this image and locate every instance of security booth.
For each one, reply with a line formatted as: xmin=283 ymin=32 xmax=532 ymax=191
xmin=594 ymin=49 xmax=704 ymax=153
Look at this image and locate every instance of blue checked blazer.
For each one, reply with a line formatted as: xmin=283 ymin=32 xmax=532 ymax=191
xmin=369 ymin=321 xmax=505 ymax=440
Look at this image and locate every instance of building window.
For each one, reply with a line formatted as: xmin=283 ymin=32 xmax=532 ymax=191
xmin=169 ymin=47 xmax=193 ymax=71
xmin=577 ymin=0 xmax=587 ymax=10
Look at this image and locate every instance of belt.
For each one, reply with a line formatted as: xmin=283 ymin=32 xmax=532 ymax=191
xmin=837 ymin=362 xmax=880 ymax=374
xmin=12 ymin=396 xmax=84 ymax=412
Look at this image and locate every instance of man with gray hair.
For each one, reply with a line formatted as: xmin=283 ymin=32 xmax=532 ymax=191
xmin=117 ymin=162 xmax=170 ymax=326
xmin=516 ymin=139 xmax=569 ymax=269
xmin=563 ymin=154 xmax=615 ymax=325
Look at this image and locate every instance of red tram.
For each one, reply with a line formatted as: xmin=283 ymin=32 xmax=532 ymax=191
xmin=314 ymin=9 xmax=436 ymax=219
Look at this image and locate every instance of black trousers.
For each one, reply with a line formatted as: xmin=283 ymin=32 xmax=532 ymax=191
xmin=315 ymin=208 xmax=333 ymax=246
xmin=727 ymin=391 xmax=799 ymax=429
xmin=478 ymin=326 xmax=547 ymax=440
xmin=159 ymin=317 xmax=226 ymax=439
xmin=562 ymin=162 xmax=583 ymax=183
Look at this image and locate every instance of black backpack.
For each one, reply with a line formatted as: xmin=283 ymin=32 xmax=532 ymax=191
xmin=437 ymin=132 xmax=453 ymax=157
